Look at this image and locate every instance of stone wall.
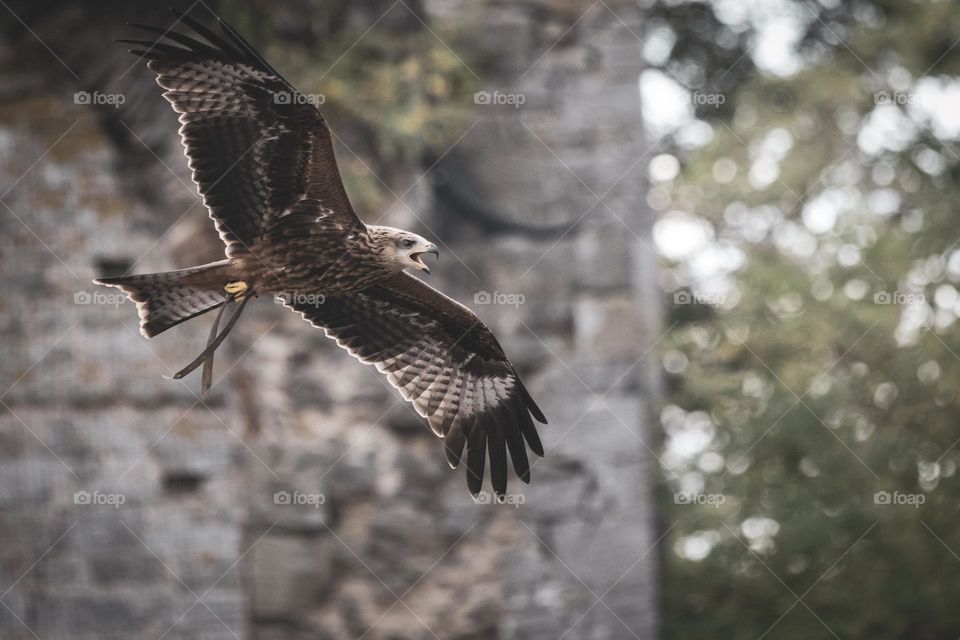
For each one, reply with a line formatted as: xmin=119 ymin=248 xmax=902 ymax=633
xmin=0 ymin=1 xmax=661 ymax=638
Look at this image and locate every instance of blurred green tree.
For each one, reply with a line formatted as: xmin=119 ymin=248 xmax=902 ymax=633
xmin=649 ymin=1 xmax=960 ymax=637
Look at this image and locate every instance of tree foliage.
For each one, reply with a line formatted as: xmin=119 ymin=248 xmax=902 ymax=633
xmin=652 ymin=1 xmax=960 ymax=637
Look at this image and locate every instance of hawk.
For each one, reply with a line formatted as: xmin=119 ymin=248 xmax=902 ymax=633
xmin=95 ymin=9 xmax=546 ymax=497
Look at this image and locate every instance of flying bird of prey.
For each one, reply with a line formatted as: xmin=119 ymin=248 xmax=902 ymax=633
xmin=95 ymin=9 xmax=546 ymax=497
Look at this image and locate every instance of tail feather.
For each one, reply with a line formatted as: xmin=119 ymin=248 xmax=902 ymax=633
xmin=94 ymin=261 xmax=230 ymax=337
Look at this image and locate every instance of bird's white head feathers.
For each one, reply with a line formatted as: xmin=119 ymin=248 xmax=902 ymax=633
xmin=366 ymin=225 xmax=439 ymax=274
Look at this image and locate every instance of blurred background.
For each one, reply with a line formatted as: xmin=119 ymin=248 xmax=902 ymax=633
xmin=0 ymin=0 xmax=957 ymax=639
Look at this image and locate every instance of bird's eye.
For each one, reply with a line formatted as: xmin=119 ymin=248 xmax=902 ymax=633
xmin=400 ymin=238 xmax=416 ymax=249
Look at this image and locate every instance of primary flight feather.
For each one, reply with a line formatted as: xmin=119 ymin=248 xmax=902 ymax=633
xmin=95 ymin=9 xmax=546 ymax=497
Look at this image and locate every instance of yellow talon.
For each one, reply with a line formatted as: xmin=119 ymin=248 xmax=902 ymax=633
xmin=224 ymin=280 xmax=249 ymax=299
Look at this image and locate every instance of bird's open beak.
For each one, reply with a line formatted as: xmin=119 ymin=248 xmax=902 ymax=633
xmin=412 ymin=243 xmax=439 ymax=274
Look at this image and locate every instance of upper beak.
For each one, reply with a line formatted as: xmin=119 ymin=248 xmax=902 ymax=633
xmin=420 ymin=243 xmax=439 ymax=274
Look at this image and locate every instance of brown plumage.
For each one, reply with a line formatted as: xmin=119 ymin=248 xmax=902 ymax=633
xmin=95 ymin=9 xmax=546 ymax=497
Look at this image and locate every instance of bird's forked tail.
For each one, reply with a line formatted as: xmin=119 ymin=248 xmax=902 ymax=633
xmin=94 ymin=260 xmax=232 ymax=338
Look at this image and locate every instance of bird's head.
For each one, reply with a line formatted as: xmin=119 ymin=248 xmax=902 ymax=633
xmin=367 ymin=226 xmax=440 ymax=274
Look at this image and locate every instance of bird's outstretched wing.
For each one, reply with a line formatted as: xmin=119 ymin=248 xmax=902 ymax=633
xmin=122 ymin=10 xmax=363 ymax=256
xmin=288 ymin=272 xmax=546 ymax=496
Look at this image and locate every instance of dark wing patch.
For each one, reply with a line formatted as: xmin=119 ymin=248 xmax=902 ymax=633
xmin=122 ymin=10 xmax=362 ymax=256
xmin=287 ymin=272 xmax=546 ymax=496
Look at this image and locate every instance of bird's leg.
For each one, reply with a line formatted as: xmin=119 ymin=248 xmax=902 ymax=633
xmin=198 ymin=280 xmax=254 ymax=396
xmin=199 ymin=297 xmax=231 ymax=399
xmin=170 ymin=291 xmax=251 ymax=390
